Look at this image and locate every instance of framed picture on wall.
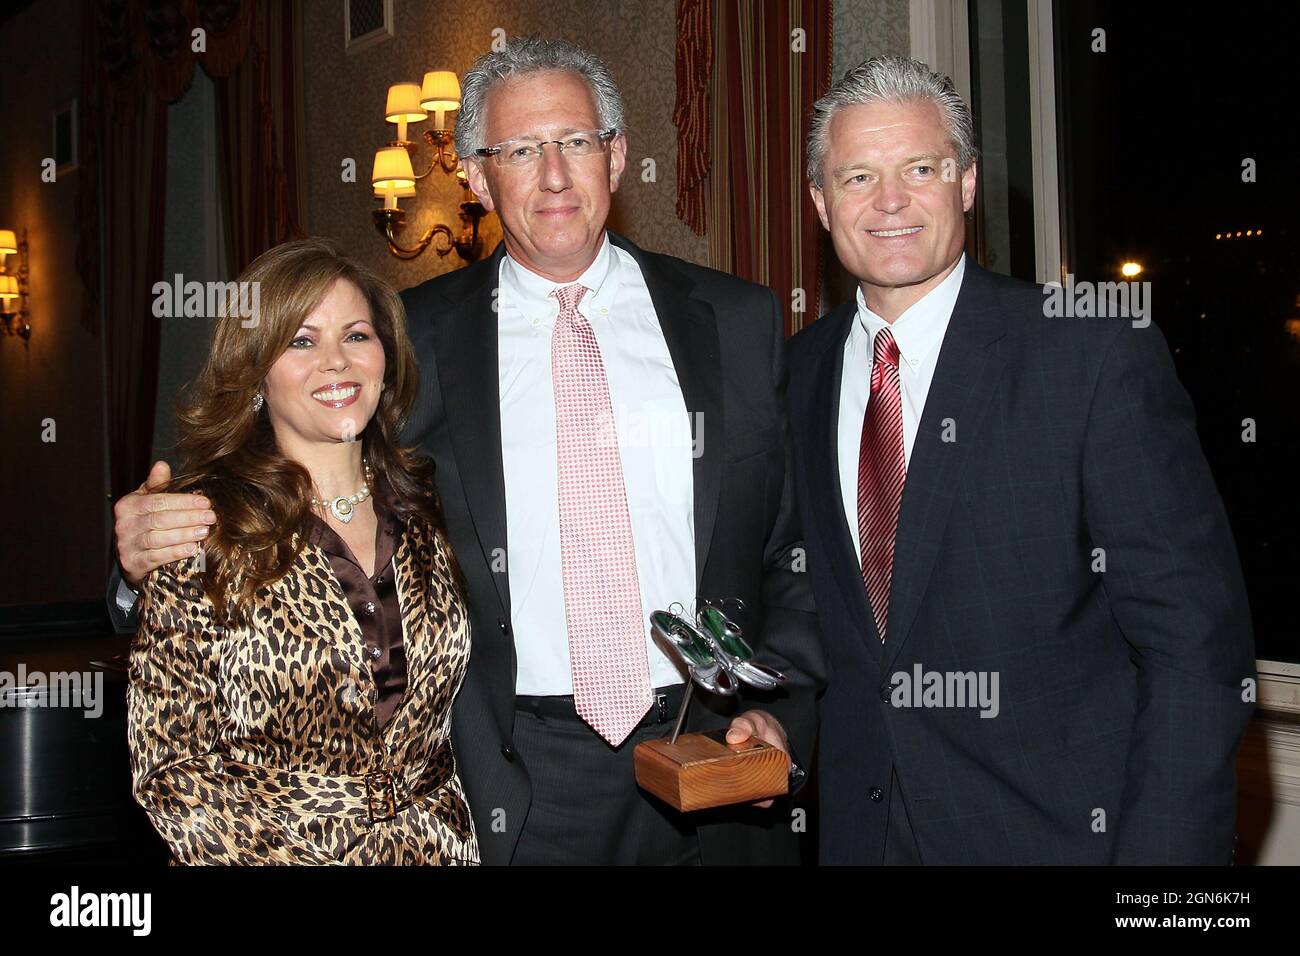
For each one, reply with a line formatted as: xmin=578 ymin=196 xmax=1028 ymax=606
xmin=344 ymin=0 xmax=394 ymax=54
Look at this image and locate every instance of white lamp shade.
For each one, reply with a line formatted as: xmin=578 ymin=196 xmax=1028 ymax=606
xmin=371 ymin=147 xmax=416 ymax=190
xmin=385 ymin=83 xmax=427 ymax=123
xmin=0 ymin=275 xmax=19 ymax=299
xmin=419 ymin=70 xmax=462 ymax=112
xmin=373 ymin=183 xmax=417 ymax=199
xmin=0 ymin=230 xmax=16 ymax=255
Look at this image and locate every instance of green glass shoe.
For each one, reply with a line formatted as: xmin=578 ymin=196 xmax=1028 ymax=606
xmin=697 ymin=605 xmax=755 ymax=660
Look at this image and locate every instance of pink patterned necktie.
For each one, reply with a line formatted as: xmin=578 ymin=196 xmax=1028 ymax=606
xmin=857 ymin=326 xmax=907 ymax=642
xmin=551 ymin=283 xmax=653 ymax=745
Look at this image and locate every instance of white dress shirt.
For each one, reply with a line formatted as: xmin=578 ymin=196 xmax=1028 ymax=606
xmin=838 ymin=254 xmax=966 ymax=565
xmin=499 ymin=235 xmax=696 ymax=695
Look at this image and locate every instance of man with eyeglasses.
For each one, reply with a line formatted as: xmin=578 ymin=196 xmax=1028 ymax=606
xmin=108 ymin=35 xmax=823 ymax=866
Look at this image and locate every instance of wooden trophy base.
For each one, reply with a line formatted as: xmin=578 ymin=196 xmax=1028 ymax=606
xmin=634 ymin=728 xmax=789 ymax=812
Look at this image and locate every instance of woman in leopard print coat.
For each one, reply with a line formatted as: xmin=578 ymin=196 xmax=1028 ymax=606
xmin=127 ymin=238 xmax=478 ymax=865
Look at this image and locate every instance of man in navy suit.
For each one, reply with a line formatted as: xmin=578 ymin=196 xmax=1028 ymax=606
xmin=787 ymin=56 xmax=1256 ymax=864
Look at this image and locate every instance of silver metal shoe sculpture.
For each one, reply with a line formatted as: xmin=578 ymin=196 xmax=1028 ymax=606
xmin=649 ymin=600 xmax=788 ymax=696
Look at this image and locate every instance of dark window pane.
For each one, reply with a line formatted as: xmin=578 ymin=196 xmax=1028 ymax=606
xmin=1056 ymin=2 xmax=1300 ymax=663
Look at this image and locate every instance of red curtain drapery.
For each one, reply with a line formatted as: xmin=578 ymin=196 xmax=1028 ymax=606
xmin=674 ymin=0 xmax=833 ymax=337
xmin=213 ymin=2 xmax=304 ymax=278
xmin=76 ymin=0 xmax=304 ymax=503
xmin=674 ymin=0 xmax=713 ymax=234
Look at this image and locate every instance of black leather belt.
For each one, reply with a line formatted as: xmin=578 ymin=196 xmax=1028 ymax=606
xmin=515 ymin=683 xmax=687 ymax=730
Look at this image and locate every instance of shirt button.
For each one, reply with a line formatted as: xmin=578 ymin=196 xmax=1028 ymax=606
xmin=370 ymin=646 xmax=382 ymax=660
xmin=363 ymin=601 xmax=376 ymax=616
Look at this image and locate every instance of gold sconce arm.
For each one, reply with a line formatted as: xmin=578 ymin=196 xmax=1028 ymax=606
xmin=412 ymin=130 xmax=460 ymax=178
xmin=372 ymin=196 xmax=485 ymax=263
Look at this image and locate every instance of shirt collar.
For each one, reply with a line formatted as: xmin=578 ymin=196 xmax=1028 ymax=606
xmin=500 ymin=232 xmax=619 ymax=320
xmin=853 ymin=253 xmax=966 ymax=368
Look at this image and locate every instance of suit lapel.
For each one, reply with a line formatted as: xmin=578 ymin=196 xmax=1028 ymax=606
xmin=431 ymin=247 xmax=512 ymax=618
xmin=880 ymin=264 xmax=1010 ymax=673
xmin=612 ymin=233 xmax=722 ymax=591
xmin=806 ymin=302 xmax=882 ymax=657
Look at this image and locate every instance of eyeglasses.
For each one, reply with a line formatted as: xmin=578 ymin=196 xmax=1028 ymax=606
xmin=474 ymin=128 xmax=617 ymax=167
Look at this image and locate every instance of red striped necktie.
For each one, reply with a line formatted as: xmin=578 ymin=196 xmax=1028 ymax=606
xmin=856 ymin=326 xmax=907 ymax=642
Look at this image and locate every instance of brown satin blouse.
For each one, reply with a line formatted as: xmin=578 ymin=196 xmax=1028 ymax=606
xmin=303 ymin=486 xmax=407 ymax=728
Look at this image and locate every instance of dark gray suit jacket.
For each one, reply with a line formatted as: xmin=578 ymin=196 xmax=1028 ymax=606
xmin=787 ymin=261 xmax=1255 ymax=864
xmin=112 ymin=231 xmax=825 ymax=865
xmin=403 ymin=232 xmax=823 ymax=864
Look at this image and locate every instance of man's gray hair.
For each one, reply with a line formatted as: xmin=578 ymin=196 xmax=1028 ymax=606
xmin=806 ymin=55 xmax=977 ymax=187
xmin=454 ymin=35 xmax=627 ymax=159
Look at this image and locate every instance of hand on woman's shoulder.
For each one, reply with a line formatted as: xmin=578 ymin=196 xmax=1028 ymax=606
xmin=139 ymin=546 xmax=215 ymax=627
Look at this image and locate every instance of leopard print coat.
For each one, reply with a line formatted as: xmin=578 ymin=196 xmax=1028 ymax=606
xmin=127 ymin=515 xmax=478 ymax=865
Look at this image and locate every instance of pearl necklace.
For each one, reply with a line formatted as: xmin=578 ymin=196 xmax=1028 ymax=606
xmin=311 ymin=462 xmax=374 ymax=524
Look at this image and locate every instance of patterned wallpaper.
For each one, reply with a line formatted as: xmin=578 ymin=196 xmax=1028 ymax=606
xmin=833 ymin=0 xmax=911 ymax=80
xmin=301 ymin=0 xmax=709 ymax=291
xmin=300 ymin=0 xmax=909 ymax=292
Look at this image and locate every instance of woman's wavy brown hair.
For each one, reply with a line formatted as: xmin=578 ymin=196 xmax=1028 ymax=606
xmin=164 ymin=236 xmax=448 ymax=624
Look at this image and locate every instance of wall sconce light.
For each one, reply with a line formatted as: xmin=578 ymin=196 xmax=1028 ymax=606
xmin=372 ymin=69 xmax=486 ymax=261
xmin=0 ymin=228 xmax=31 ymax=342
xmin=385 ymin=82 xmax=426 ymax=148
xmin=371 ymin=147 xmax=484 ymax=261
xmin=418 ymin=70 xmax=462 ymax=176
